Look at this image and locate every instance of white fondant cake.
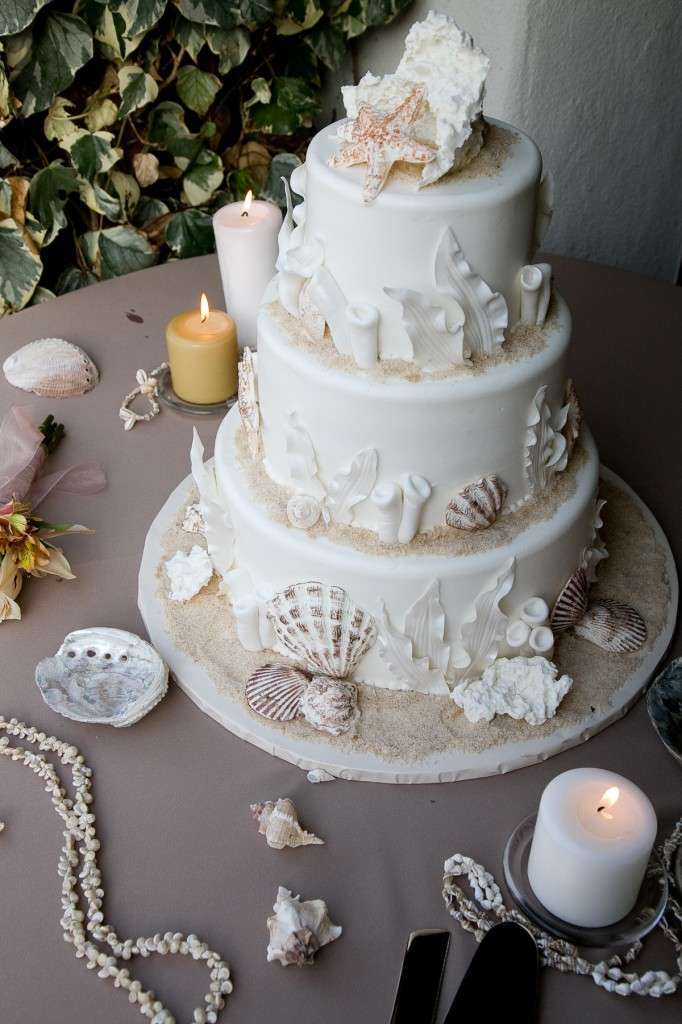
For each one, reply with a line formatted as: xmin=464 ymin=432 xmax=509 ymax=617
xmin=195 ymin=13 xmax=646 ymax=718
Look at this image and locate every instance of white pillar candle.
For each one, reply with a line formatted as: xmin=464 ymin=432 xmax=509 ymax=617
xmin=213 ymin=191 xmax=282 ymax=350
xmin=528 ymin=768 xmax=657 ymax=927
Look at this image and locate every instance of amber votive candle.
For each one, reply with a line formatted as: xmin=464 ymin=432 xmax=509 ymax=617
xmin=166 ymin=298 xmax=237 ymax=404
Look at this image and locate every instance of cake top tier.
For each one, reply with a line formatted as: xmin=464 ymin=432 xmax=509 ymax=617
xmin=332 ymin=10 xmax=490 ymax=201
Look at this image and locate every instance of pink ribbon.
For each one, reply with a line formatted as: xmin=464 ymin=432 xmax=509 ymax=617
xmin=0 ymin=407 xmax=106 ymax=506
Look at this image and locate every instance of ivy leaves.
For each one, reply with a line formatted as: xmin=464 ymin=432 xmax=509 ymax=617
xmin=0 ymin=0 xmax=411 ymax=309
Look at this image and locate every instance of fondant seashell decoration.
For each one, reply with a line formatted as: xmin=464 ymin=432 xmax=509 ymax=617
xmin=237 ymin=347 xmax=260 ymax=459
xmin=300 ymin=676 xmax=359 ymax=736
xmin=251 ymin=798 xmax=324 ymax=850
xmin=445 ymin=476 xmax=508 ymax=531
xmin=245 ymin=662 xmax=309 ymax=722
xmin=3 ymin=338 xmax=99 ymax=397
xmin=267 ymin=581 xmax=377 ymax=679
xmin=574 ymin=600 xmax=647 ymax=653
xmin=550 ymin=568 xmax=589 ymax=632
xmin=286 ymin=494 xmax=322 ymax=530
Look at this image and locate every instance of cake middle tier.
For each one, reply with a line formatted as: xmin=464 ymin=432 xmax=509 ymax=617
xmin=257 ymin=294 xmax=572 ymax=533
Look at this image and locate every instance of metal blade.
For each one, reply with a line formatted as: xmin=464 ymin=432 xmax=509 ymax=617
xmin=444 ymin=922 xmax=538 ymax=1023
xmin=389 ymin=929 xmax=450 ymax=1024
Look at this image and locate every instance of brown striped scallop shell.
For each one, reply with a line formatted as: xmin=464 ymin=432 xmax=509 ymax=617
xmin=550 ymin=568 xmax=589 ymax=632
xmin=245 ymin=663 xmax=308 ymax=722
xmin=267 ymin=581 xmax=376 ymax=679
xmin=574 ymin=600 xmax=647 ymax=653
xmin=563 ymin=378 xmax=582 ymax=459
xmin=445 ymin=476 xmax=508 ymax=531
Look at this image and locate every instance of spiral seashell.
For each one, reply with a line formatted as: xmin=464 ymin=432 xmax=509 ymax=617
xmin=300 ymin=676 xmax=359 ymax=736
xmin=251 ymin=798 xmax=324 ymax=850
xmin=245 ymin=662 xmax=309 ymax=722
xmin=550 ymin=568 xmax=589 ymax=633
xmin=286 ymin=494 xmax=321 ymax=530
xmin=574 ymin=600 xmax=647 ymax=653
xmin=267 ymin=581 xmax=376 ymax=679
xmin=445 ymin=476 xmax=508 ymax=531
xmin=3 ymin=338 xmax=99 ymax=397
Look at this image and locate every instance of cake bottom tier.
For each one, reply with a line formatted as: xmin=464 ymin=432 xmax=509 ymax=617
xmin=215 ymin=409 xmax=601 ymax=691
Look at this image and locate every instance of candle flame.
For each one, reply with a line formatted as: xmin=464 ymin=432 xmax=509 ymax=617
xmin=241 ymin=190 xmax=253 ymax=217
xmin=597 ymin=786 xmax=620 ymax=819
xmin=200 ymin=292 xmax=209 ymax=323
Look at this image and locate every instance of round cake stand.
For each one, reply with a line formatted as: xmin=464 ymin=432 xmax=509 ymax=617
xmin=138 ymin=467 xmax=678 ymax=784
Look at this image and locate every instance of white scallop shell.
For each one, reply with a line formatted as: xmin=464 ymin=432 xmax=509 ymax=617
xmin=35 ymin=628 xmax=168 ymax=727
xmin=286 ymin=494 xmax=321 ymax=530
xmin=574 ymin=600 xmax=647 ymax=653
xmin=550 ymin=568 xmax=589 ymax=632
xmin=445 ymin=476 xmax=508 ymax=531
xmin=3 ymin=338 xmax=99 ymax=397
xmin=245 ymin=662 xmax=309 ymax=722
xmin=300 ymin=676 xmax=359 ymax=736
xmin=267 ymin=886 xmax=342 ymax=967
xmin=251 ymin=797 xmax=324 ymax=850
xmin=267 ymin=581 xmax=376 ymax=678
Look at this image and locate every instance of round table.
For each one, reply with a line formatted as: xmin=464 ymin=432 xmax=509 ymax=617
xmin=0 ymin=254 xmax=680 ymax=1024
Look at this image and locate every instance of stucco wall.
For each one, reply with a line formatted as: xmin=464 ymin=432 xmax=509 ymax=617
xmin=334 ymin=1 xmax=682 ymax=282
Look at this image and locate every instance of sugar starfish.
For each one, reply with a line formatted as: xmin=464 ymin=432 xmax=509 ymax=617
xmin=329 ymin=86 xmax=436 ymax=203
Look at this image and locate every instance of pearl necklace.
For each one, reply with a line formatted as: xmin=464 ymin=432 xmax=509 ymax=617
xmin=0 ymin=717 xmax=233 ymax=1024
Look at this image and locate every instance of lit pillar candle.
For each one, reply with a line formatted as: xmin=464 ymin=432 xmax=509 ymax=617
xmin=527 ymin=768 xmax=657 ymax=927
xmin=213 ymin=191 xmax=282 ymax=350
xmin=166 ymin=293 xmax=237 ymax=405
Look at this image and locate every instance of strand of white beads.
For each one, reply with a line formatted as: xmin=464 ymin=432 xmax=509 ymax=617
xmin=442 ymin=834 xmax=682 ymax=998
xmin=0 ymin=717 xmax=233 ymax=1024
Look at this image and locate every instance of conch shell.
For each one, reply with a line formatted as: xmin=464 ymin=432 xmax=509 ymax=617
xmin=267 ymin=581 xmax=376 ymax=678
xmin=3 ymin=338 xmax=99 ymax=397
xmin=445 ymin=476 xmax=508 ymax=531
xmin=251 ymin=797 xmax=324 ymax=850
xmin=299 ymin=676 xmax=358 ymax=736
xmin=267 ymin=886 xmax=342 ymax=966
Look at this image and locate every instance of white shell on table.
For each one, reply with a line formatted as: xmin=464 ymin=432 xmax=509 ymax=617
xmin=445 ymin=476 xmax=508 ymax=531
xmin=574 ymin=600 xmax=647 ymax=653
xmin=35 ymin=627 xmax=168 ymax=727
xmin=550 ymin=568 xmax=589 ymax=632
xmin=300 ymin=676 xmax=359 ymax=736
xmin=267 ymin=886 xmax=342 ymax=967
xmin=286 ymin=494 xmax=322 ymax=530
xmin=267 ymin=581 xmax=376 ymax=678
xmin=307 ymin=768 xmax=336 ymax=784
xmin=165 ymin=545 xmax=213 ymax=602
xmin=3 ymin=338 xmax=99 ymax=397
xmin=251 ymin=797 xmax=324 ymax=850
xmin=245 ymin=662 xmax=309 ymax=722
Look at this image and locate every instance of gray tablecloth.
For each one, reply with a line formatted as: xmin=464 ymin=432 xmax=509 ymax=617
xmin=0 ymin=255 xmax=680 ymax=1023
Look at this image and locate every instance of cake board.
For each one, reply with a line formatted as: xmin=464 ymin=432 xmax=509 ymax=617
xmin=138 ymin=467 xmax=678 ymax=784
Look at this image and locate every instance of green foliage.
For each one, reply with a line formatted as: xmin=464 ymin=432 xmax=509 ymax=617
xmin=0 ymin=0 xmax=412 ymax=311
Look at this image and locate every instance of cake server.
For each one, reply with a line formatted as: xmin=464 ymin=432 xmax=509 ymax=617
xmin=389 ymin=929 xmax=450 ymax=1024
xmin=443 ymin=921 xmax=538 ymax=1022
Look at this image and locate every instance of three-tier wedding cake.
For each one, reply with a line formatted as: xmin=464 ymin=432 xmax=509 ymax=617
xmin=186 ymin=12 xmax=649 ymax=741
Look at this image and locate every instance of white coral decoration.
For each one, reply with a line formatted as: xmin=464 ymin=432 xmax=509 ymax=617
xmin=580 ymin=498 xmax=609 ymax=583
xmin=452 ymin=559 xmax=516 ymax=681
xmin=326 ymin=448 xmax=378 ymax=525
xmin=284 ymin=411 xmax=326 ymax=500
xmin=375 ymin=581 xmax=451 ymax=695
xmin=524 ymin=385 xmax=569 ymax=494
xmin=165 ymin=545 xmax=213 ymax=602
xmin=266 ymin=886 xmax=342 ymax=967
xmin=452 ymin=656 xmax=573 ymax=726
xmin=341 ymin=11 xmax=489 ymax=186
xmin=435 ymin=228 xmax=508 ymax=357
xmin=384 ymin=288 xmax=468 ymax=370
xmin=190 ymin=428 xmax=235 ymax=579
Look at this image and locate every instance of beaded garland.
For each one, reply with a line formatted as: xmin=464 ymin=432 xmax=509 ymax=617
xmin=442 ymin=820 xmax=682 ymax=999
xmin=0 ymin=717 xmax=233 ymax=1024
